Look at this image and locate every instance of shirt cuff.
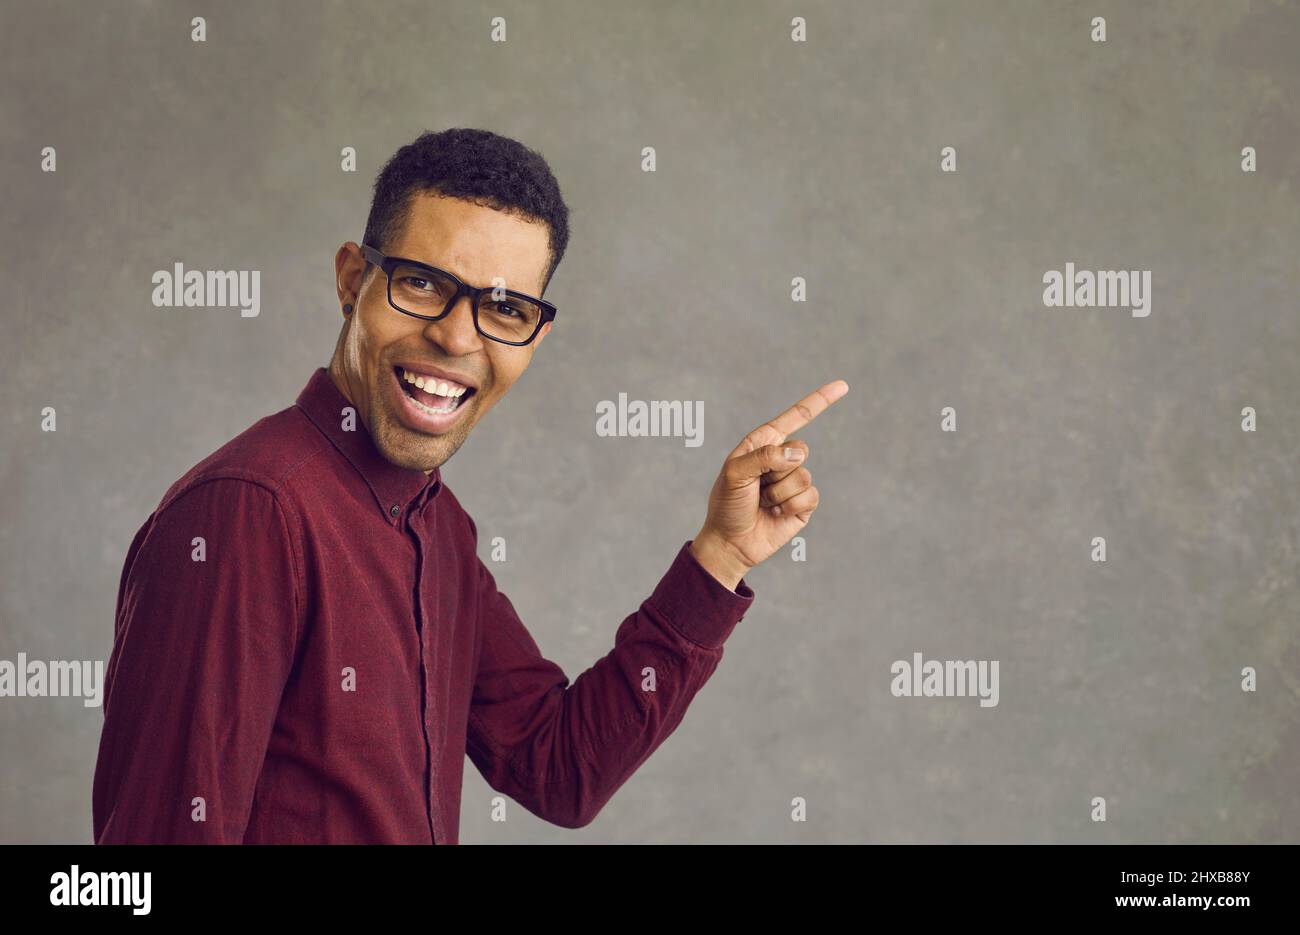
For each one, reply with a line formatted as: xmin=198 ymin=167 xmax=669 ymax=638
xmin=646 ymin=540 xmax=756 ymax=650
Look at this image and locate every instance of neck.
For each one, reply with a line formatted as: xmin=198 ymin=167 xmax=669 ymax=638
xmin=326 ymin=357 xmax=354 ymax=407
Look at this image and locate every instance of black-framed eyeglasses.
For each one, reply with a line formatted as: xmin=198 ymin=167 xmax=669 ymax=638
xmin=360 ymin=243 xmax=556 ymax=346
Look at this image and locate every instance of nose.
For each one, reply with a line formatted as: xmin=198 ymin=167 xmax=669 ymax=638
xmin=423 ymin=294 xmax=485 ymax=354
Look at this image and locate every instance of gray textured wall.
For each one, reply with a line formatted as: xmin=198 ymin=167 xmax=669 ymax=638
xmin=2 ymin=0 xmax=1298 ymax=844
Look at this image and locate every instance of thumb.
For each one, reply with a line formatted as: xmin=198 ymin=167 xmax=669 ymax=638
xmin=724 ymin=443 xmax=805 ymax=486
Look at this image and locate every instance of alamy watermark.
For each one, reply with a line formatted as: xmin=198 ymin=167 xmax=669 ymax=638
xmin=50 ymin=866 xmax=150 ymax=915
xmin=1042 ymin=262 xmax=1151 ymax=318
xmin=0 ymin=653 xmax=104 ymax=707
xmin=595 ymin=393 xmax=703 ymax=447
xmin=151 ymin=262 xmax=261 ymax=318
xmin=890 ymin=652 xmax=999 ymax=708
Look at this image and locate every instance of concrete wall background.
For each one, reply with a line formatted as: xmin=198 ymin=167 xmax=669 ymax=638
xmin=1 ymin=0 xmax=1297 ymax=843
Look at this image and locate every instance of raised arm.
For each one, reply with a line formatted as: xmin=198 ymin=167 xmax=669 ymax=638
xmin=464 ymin=520 xmax=754 ymax=830
xmin=464 ymin=379 xmax=846 ymax=831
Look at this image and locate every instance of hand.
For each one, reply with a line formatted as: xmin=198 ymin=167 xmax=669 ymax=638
xmin=690 ymin=380 xmax=849 ymax=589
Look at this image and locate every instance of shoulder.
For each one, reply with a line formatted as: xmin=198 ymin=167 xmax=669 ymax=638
xmin=155 ymin=403 xmax=330 ymax=517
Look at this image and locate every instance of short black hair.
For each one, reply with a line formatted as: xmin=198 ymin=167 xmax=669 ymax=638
xmin=361 ymin=128 xmax=570 ymax=296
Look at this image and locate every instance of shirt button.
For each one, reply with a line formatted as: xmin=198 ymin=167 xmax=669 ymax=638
xmin=390 ymin=504 xmax=401 ymax=518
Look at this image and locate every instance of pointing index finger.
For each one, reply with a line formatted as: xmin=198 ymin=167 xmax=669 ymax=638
xmin=764 ymin=379 xmax=849 ymax=444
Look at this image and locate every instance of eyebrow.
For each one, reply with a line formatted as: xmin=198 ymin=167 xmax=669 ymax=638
xmin=397 ymin=251 xmax=541 ymax=298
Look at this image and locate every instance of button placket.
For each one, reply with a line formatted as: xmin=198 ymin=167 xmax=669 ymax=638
xmin=404 ymin=508 xmax=438 ymax=843
xmin=420 ymin=511 xmax=440 ymax=842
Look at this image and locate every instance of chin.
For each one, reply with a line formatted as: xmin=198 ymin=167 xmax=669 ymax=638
xmin=380 ymin=423 xmax=466 ymax=473
xmin=376 ymin=435 xmax=443 ymax=472
xmin=387 ymin=451 xmax=437 ymax=472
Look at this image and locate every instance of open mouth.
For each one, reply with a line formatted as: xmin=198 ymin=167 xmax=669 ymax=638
xmin=394 ymin=366 xmax=476 ymax=416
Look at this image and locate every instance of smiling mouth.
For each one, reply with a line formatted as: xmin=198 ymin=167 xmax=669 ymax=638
xmin=394 ymin=366 xmax=476 ymax=415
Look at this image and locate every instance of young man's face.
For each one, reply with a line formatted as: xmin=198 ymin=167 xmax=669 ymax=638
xmin=331 ymin=191 xmax=553 ymax=473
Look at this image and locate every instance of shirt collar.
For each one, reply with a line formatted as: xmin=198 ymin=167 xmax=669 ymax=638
xmin=295 ymin=367 xmax=443 ymax=520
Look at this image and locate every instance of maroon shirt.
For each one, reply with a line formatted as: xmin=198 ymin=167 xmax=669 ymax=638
xmin=93 ymin=367 xmax=755 ymax=843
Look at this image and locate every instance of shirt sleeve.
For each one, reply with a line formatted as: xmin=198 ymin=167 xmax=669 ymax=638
xmin=464 ymin=519 xmax=755 ymax=830
xmin=92 ymin=477 xmax=300 ymax=844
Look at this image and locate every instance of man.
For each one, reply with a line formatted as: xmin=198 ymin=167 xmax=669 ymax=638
xmin=92 ymin=127 xmax=848 ymax=843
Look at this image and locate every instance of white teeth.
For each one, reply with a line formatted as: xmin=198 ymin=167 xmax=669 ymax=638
xmin=399 ymin=367 xmax=470 ymax=415
xmin=400 ymin=367 xmax=468 ymax=398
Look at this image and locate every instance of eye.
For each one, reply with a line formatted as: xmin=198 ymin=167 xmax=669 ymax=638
xmin=490 ymin=302 xmax=526 ymax=320
xmin=399 ymin=275 xmax=437 ymax=292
